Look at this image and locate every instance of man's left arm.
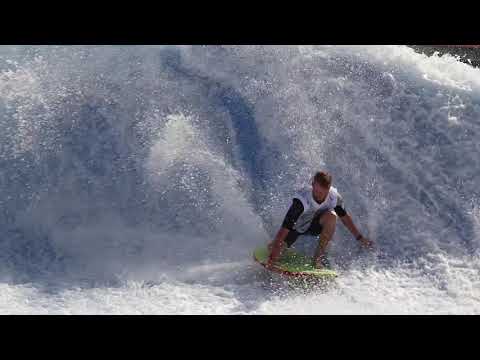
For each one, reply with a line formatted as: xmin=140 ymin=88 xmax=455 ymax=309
xmin=334 ymin=198 xmax=373 ymax=248
xmin=339 ymin=214 xmax=372 ymax=247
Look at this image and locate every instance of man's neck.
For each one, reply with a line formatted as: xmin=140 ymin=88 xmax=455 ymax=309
xmin=312 ymin=191 xmax=328 ymax=205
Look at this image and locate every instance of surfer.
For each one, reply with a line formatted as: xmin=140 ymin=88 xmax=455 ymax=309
xmin=267 ymin=171 xmax=373 ymax=269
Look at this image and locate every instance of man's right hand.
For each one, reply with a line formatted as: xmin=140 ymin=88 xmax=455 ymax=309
xmin=265 ymin=259 xmax=274 ymax=270
xmin=265 ymin=244 xmax=275 ymax=269
xmin=267 ymin=242 xmax=274 ymax=252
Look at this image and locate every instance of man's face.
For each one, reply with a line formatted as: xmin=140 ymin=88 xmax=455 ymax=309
xmin=312 ymin=181 xmax=330 ymax=202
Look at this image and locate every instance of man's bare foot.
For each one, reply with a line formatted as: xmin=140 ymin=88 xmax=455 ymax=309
xmin=313 ymin=255 xmax=330 ymax=269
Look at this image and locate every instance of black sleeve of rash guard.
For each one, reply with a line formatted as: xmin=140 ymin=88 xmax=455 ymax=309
xmin=334 ymin=205 xmax=347 ymax=217
xmin=281 ymin=198 xmax=305 ymax=230
xmin=333 ymin=194 xmax=347 ymax=217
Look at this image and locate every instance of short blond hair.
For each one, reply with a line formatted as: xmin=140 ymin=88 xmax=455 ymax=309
xmin=313 ymin=171 xmax=332 ymax=188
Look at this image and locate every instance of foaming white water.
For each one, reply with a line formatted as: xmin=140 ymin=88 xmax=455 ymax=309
xmin=1 ymin=256 xmax=479 ymax=314
xmin=1 ymin=45 xmax=480 ymax=314
xmin=0 ymin=281 xmax=244 ymax=315
xmin=145 ymin=113 xmax=269 ymax=261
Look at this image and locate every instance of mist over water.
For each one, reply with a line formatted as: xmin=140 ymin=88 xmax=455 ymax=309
xmin=1 ymin=45 xmax=479 ymax=314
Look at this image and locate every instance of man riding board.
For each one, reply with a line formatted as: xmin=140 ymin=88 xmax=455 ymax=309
xmin=267 ymin=171 xmax=373 ymax=269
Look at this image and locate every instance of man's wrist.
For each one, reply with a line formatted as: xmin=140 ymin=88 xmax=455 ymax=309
xmin=356 ymin=234 xmax=363 ymax=241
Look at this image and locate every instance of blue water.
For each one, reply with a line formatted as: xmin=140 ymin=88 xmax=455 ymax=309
xmin=0 ymin=45 xmax=479 ymax=314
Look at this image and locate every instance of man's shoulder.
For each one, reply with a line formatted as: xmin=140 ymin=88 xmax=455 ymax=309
xmin=330 ymin=186 xmax=345 ymax=207
xmin=330 ymin=186 xmax=342 ymax=197
xmin=293 ymin=188 xmax=311 ymax=199
xmin=292 ymin=188 xmax=311 ymax=208
xmin=330 ymin=186 xmax=345 ymax=204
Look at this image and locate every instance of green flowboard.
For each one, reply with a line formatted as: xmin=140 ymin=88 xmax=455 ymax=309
xmin=253 ymin=246 xmax=337 ymax=279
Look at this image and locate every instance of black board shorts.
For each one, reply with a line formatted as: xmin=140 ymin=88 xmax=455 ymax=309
xmin=283 ymin=212 xmax=325 ymax=248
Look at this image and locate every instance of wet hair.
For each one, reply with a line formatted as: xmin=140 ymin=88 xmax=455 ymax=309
xmin=313 ymin=171 xmax=332 ymax=188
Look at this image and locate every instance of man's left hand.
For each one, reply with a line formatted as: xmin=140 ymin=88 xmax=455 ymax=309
xmin=359 ymin=236 xmax=374 ymax=249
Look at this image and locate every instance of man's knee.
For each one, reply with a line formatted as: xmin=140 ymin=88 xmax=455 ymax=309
xmin=320 ymin=211 xmax=337 ymax=227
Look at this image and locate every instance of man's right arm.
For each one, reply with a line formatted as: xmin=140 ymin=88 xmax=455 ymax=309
xmin=267 ymin=198 xmax=304 ymax=266
xmin=267 ymin=228 xmax=290 ymax=268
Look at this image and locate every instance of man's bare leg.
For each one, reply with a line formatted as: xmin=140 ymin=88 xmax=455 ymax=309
xmin=313 ymin=212 xmax=337 ymax=269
